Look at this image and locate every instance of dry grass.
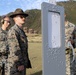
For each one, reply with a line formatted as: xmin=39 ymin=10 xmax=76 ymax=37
xmin=26 ymin=42 xmax=42 ymax=75
xmin=27 ymin=34 xmax=42 ymax=43
xmin=26 ymin=34 xmax=71 ymax=75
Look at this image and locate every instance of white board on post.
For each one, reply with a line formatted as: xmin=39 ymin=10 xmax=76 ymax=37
xmin=48 ymin=12 xmax=61 ymax=48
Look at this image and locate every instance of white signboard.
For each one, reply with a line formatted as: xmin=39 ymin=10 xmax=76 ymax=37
xmin=48 ymin=12 xmax=61 ymax=48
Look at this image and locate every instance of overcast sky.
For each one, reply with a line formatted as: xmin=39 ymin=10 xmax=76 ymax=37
xmin=0 ymin=0 xmax=67 ymax=16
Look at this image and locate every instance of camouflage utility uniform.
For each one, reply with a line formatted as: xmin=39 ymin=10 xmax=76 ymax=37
xmin=7 ymin=24 xmax=31 ymax=75
xmin=65 ymin=21 xmax=75 ymax=49
xmin=71 ymin=26 xmax=76 ymax=75
xmin=65 ymin=21 xmax=75 ymax=75
xmin=0 ymin=28 xmax=9 ymax=75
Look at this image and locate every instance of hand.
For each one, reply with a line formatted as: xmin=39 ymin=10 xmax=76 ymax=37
xmin=69 ymin=39 xmax=74 ymax=44
xmin=18 ymin=65 xmax=24 ymax=71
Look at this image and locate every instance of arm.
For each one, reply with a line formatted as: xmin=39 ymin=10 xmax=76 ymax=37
xmin=8 ymin=29 xmax=24 ymax=66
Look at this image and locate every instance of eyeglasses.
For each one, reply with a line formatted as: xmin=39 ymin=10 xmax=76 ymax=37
xmin=4 ymin=20 xmax=10 ymax=23
xmin=16 ymin=15 xmax=26 ymax=19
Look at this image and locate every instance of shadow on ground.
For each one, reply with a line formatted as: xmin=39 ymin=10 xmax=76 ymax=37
xmin=31 ymin=70 xmax=42 ymax=75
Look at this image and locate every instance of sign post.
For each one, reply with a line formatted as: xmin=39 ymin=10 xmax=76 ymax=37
xmin=49 ymin=0 xmax=56 ymax=5
xmin=41 ymin=1 xmax=66 ymax=75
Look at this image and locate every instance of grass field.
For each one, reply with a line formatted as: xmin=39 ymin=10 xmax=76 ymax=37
xmin=26 ymin=34 xmax=70 ymax=75
xmin=26 ymin=42 xmax=42 ymax=75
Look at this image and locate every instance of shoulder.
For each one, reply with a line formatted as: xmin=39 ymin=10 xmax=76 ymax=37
xmin=0 ymin=28 xmax=2 ymax=33
xmin=8 ymin=25 xmax=20 ymax=38
xmin=8 ymin=25 xmax=17 ymax=37
xmin=8 ymin=26 xmax=15 ymax=33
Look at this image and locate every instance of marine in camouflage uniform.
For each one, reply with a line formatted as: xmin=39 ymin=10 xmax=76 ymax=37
xmin=7 ymin=8 xmax=32 ymax=75
xmin=0 ymin=15 xmax=10 ymax=75
xmin=65 ymin=21 xmax=75 ymax=75
xmin=0 ymin=28 xmax=8 ymax=75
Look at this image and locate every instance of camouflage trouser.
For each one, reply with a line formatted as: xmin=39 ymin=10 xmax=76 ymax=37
xmin=71 ymin=59 xmax=76 ymax=75
xmin=7 ymin=62 xmax=26 ymax=75
xmin=0 ymin=58 xmax=8 ymax=75
xmin=70 ymin=49 xmax=76 ymax=75
xmin=65 ymin=48 xmax=75 ymax=75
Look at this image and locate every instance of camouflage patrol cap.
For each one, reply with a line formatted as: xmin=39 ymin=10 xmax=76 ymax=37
xmin=9 ymin=8 xmax=28 ymax=18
